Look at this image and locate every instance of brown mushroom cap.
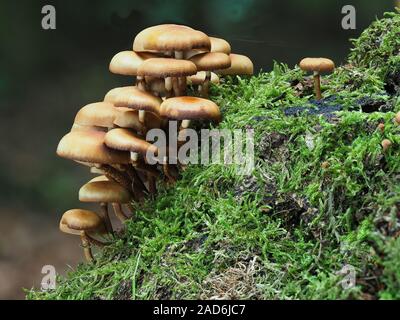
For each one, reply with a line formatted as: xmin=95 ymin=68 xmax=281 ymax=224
xmin=74 ymin=102 xmax=117 ymax=128
xmin=210 ymin=37 xmax=231 ymax=54
xmin=104 ymin=86 xmax=162 ymax=115
xmin=395 ymin=111 xmax=400 ymax=125
xmin=160 ymin=97 xmax=221 ymax=122
xmin=299 ymin=58 xmax=335 ymax=73
xmin=217 ymin=54 xmax=254 ymax=76
xmin=133 ymin=24 xmax=211 ymax=52
xmin=105 ymin=128 xmax=158 ymax=157
xmin=137 ymin=58 xmax=197 ymax=78
xmin=57 ymin=131 xmax=130 ymax=164
xmin=60 ymin=209 xmax=104 ymax=235
xmin=109 ymin=51 xmax=158 ymax=76
xmin=382 ymin=139 xmax=392 ymax=152
xmin=79 ymin=180 xmax=131 ymax=204
xmin=189 ymin=52 xmax=231 ymax=71
xmin=188 ymin=72 xmax=220 ymax=85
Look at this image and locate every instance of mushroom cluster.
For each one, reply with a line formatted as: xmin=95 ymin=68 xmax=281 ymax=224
xmin=56 ymin=24 xmax=254 ymax=262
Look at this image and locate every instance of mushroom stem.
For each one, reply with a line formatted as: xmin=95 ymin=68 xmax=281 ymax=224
xmin=138 ymin=110 xmax=146 ymax=125
xmin=201 ymin=71 xmax=212 ymax=98
xmin=131 ymin=152 xmax=139 ymax=163
xmin=99 ymin=203 xmax=114 ymax=235
xmin=181 ymin=120 xmax=191 ymax=130
xmin=86 ymin=233 xmax=110 ymax=247
xmin=178 ymin=77 xmax=187 ymax=96
xmin=172 ymin=77 xmax=181 ymax=96
xmin=175 ymin=51 xmax=184 ymax=60
xmin=137 ymin=76 xmax=146 ymax=91
xmin=112 ymin=203 xmax=128 ymax=223
xmin=313 ymin=71 xmax=322 ymax=100
xmin=165 ymin=77 xmax=173 ymax=91
xmin=173 ymin=51 xmax=185 ymax=97
xmin=80 ymin=232 xmax=94 ymax=263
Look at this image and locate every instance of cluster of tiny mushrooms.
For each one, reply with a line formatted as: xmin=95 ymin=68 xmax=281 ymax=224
xmin=56 ymin=25 xmax=397 ymax=263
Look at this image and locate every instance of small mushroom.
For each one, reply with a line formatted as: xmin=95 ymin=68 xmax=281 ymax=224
xmin=395 ymin=111 xmax=400 ymax=125
xmin=377 ymin=123 xmax=385 ymax=133
xmin=216 ymin=54 xmax=254 ymax=76
xmin=382 ymin=139 xmax=392 ymax=152
xmin=104 ymin=86 xmax=162 ymax=133
xmin=321 ymin=161 xmax=330 ymax=169
xmin=74 ymin=102 xmax=118 ymax=131
xmin=189 ymin=52 xmax=231 ymax=97
xmin=59 ymin=209 xmax=106 ymax=262
xmin=160 ymin=96 xmax=221 ymax=131
xmin=299 ymin=58 xmax=335 ymax=100
xmin=56 ymin=131 xmax=133 ymax=194
xmin=133 ymin=24 xmax=211 ymax=55
xmin=79 ymin=178 xmax=133 ymax=228
xmin=137 ymin=58 xmax=197 ymax=97
xmin=109 ymin=51 xmax=158 ymax=90
xmin=159 ymin=97 xmax=220 ymax=180
xmin=210 ymin=37 xmax=231 ymax=54
xmin=104 ymin=128 xmax=159 ymax=194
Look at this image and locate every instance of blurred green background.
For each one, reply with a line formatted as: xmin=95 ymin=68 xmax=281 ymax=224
xmin=0 ymin=0 xmax=395 ymax=299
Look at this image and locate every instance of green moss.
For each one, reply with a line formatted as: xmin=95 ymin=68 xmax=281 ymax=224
xmin=28 ymin=11 xmax=400 ymax=300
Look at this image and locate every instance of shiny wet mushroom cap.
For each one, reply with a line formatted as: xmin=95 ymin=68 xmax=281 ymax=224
xmin=105 ymin=128 xmax=159 ymax=159
xmin=74 ymin=102 xmax=117 ymax=129
xmin=299 ymin=58 xmax=335 ymax=74
xmin=79 ymin=180 xmax=131 ymax=204
xmin=210 ymin=37 xmax=231 ymax=54
xmin=217 ymin=54 xmax=254 ymax=76
xmin=57 ymin=131 xmax=130 ymax=164
xmin=189 ymin=52 xmax=231 ymax=71
xmin=109 ymin=51 xmax=158 ymax=76
xmin=160 ymin=97 xmax=221 ymax=122
xmin=137 ymin=58 xmax=197 ymax=78
xmin=60 ymin=209 xmax=104 ymax=235
xmin=133 ymin=24 xmax=211 ymax=53
xmin=104 ymin=86 xmax=162 ymax=116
